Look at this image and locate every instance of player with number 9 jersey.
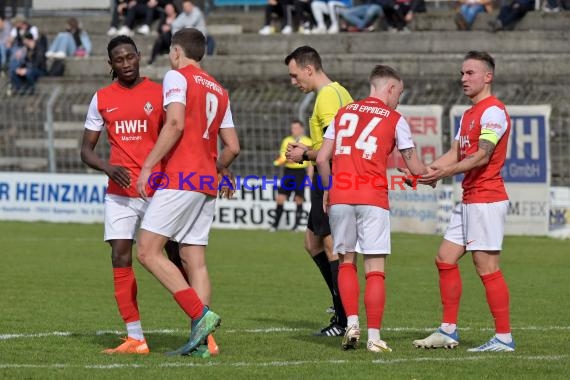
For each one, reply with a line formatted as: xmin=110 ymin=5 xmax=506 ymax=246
xmin=135 ymin=28 xmax=240 ymax=357
xmin=160 ymin=60 xmax=232 ymax=195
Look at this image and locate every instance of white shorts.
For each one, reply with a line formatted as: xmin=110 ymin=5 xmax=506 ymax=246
xmin=140 ymin=189 xmax=216 ymax=245
xmin=444 ymin=201 xmax=508 ymax=251
xmin=328 ymin=204 xmax=391 ymax=255
xmin=104 ymin=194 xmax=148 ymax=241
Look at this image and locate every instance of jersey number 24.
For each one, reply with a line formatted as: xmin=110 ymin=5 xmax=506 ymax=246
xmin=335 ymin=113 xmax=381 ymax=160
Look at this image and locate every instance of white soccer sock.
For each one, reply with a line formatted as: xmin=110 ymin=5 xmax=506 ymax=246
xmin=368 ymin=328 xmax=380 ymax=342
xmin=440 ymin=323 xmax=457 ymax=334
xmin=126 ymin=320 xmax=144 ymax=341
xmin=495 ymin=332 xmax=513 ymax=343
xmin=347 ymin=315 xmax=359 ymax=328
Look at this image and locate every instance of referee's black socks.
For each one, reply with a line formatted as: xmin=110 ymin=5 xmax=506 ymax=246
xmin=330 ymin=259 xmax=347 ymax=327
xmin=312 ymin=251 xmax=334 ymax=296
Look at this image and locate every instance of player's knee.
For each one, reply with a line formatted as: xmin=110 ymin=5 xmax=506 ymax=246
xmin=111 ymin=252 xmax=132 ymax=268
xmin=110 ymin=241 xmax=133 ymax=268
xmin=136 ymin=242 xmax=153 ymax=267
xmin=472 ymin=254 xmax=500 ymax=276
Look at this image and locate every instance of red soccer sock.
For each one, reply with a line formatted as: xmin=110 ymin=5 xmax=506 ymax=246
xmin=173 ymin=288 xmax=205 ymax=320
xmin=436 ymin=261 xmax=462 ymax=324
xmin=113 ymin=267 xmax=140 ymax=323
xmin=338 ymin=263 xmax=359 ymax=317
xmin=481 ymin=270 xmax=511 ymax=333
xmin=364 ymin=271 xmax=385 ymax=329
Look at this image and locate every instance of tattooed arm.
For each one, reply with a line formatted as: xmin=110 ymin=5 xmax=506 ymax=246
xmin=399 ymin=147 xmax=428 ymax=176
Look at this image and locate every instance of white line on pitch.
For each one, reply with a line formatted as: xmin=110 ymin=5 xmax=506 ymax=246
xmin=0 ymin=355 xmax=567 ymax=370
xmin=0 ymin=331 xmax=71 ymax=340
xmin=2 ymin=326 xmax=570 ymax=341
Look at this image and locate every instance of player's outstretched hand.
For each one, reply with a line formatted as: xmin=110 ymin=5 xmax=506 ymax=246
xmin=398 ymin=167 xmax=437 ymax=188
xmin=137 ymin=166 xmax=151 ymax=200
xmin=218 ymin=167 xmax=236 ymax=199
xmin=418 ymin=166 xmax=447 ymax=186
xmin=106 ymin=165 xmax=131 ymax=189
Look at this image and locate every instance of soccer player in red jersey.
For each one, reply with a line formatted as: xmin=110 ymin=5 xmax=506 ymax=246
xmin=136 ymin=28 xmax=240 ymax=356
xmin=413 ymin=51 xmax=514 ymax=352
xmin=80 ymin=36 xmax=163 ymax=354
xmin=316 ymin=65 xmax=428 ymax=352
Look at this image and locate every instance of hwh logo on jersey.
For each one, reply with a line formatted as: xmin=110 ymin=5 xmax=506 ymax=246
xmin=459 ymin=135 xmax=471 ymax=156
xmin=115 ymin=120 xmax=148 ymax=134
xmin=459 ymin=135 xmax=470 ymax=149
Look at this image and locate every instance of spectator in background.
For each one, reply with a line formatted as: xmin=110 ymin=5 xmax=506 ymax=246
xmin=172 ymin=0 xmax=215 ymax=54
xmin=258 ymin=0 xmax=294 ymax=35
xmin=340 ymin=0 xmax=384 ymax=32
xmin=148 ymin=2 xmax=178 ymax=64
xmin=172 ymin=0 xmax=206 ymax=35
xmin=45 ymin=18 xmax=92 ymax=59
xmin=382 ymin=0 xmax=426 ymax=33
xmin=6 ymin=15 xmax=38 ymax=50
xmin=117 ymin=0 xmax=169 ymax=36
xmin=542 ymin=0 xmax=566 ymax=12
xmin=311 ymin=0 xmax=352 ymax=34
xmin=294 ymin=0 xmax=314 ymax=34
xmin=0 ymin=16 xmax=11 ymax=71
xmin=455 ymin=0 xmax=493 ymax=30
xmin=108 ymin=0 xmax=129 ymax=36
xmin=6 ymin=15 xmax=39 ymax=80
xmin=488 ymin=0 xmax=534 ymax=31
xmin=9 ymin=32 xmax=46 ymax=95
xmin=0 ymin=0 xmax=17 ymax=19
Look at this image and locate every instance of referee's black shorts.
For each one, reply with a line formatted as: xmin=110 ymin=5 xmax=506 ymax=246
xmin=278 ymin=167 xmax=307 ymax=200
xmin=307 ymin=167 xmax=331 ymax=237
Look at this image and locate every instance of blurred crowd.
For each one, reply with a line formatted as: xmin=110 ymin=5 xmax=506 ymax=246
xmin=0 ymin=0 xmax=567 ymax=95
xmin=257 ymin=0 xmax=569 ymax=34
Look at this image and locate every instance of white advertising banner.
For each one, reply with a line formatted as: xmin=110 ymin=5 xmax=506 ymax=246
xmin=450 ymin=105 xmax=551 ymax=236
xmin=0 ymin=172 xmax=107 ymax=223
xmin=549 ymin=186 xmax=570 ymax=239
xmin=388 ymin=105 xmax=443 ymax=234
xmin=212 ymin=178 xmax=309 ymax=230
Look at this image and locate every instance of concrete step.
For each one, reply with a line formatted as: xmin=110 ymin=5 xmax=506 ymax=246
xmin=213 ymin=30 xmax=570 ymax=56
xmin=57 ymin=52 xmax=570 ymax=83
xmin=61 ymin=27 xmax=570 ymax=57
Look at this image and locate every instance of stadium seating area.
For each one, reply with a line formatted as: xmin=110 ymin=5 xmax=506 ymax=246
xmin=0 ymin=7 xmax=569 ymax=182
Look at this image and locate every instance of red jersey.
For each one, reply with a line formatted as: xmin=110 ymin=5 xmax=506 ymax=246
xmin=326 ymin=97 xmax=415 ymax=210
xmin=457 ymin=96 xmax=510 ymax=203
xmin=161 ymin=65 xmax=230 ymax=196
xmin=85 ymin=78 xmax=164 ymax=197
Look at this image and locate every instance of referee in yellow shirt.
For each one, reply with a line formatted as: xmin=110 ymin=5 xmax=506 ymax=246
xmin=271 ymin=119 xmax=312 ymax=231
xmin=285 ymin=46 xmax=353 ymax=336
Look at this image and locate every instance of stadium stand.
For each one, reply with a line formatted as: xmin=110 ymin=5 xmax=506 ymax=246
xmin=0 ymin=5 xmax=568 ymax=184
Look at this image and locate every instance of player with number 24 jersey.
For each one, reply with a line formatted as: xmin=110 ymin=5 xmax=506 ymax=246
xmin=325 ymin=97 xmax=414 ymax=210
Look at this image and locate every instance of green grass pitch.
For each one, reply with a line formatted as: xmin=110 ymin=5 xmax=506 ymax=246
xmin=0 ymin=221 xmax=569 ymax=379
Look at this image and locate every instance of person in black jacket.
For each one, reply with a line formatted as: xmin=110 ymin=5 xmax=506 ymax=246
xmin=9 ymin=32 xmax=46 ymax=95
xmin=488 ymin=0 xmax=534 ymax=31
xmin=382 ymin=0 xmax=425 ymax=32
